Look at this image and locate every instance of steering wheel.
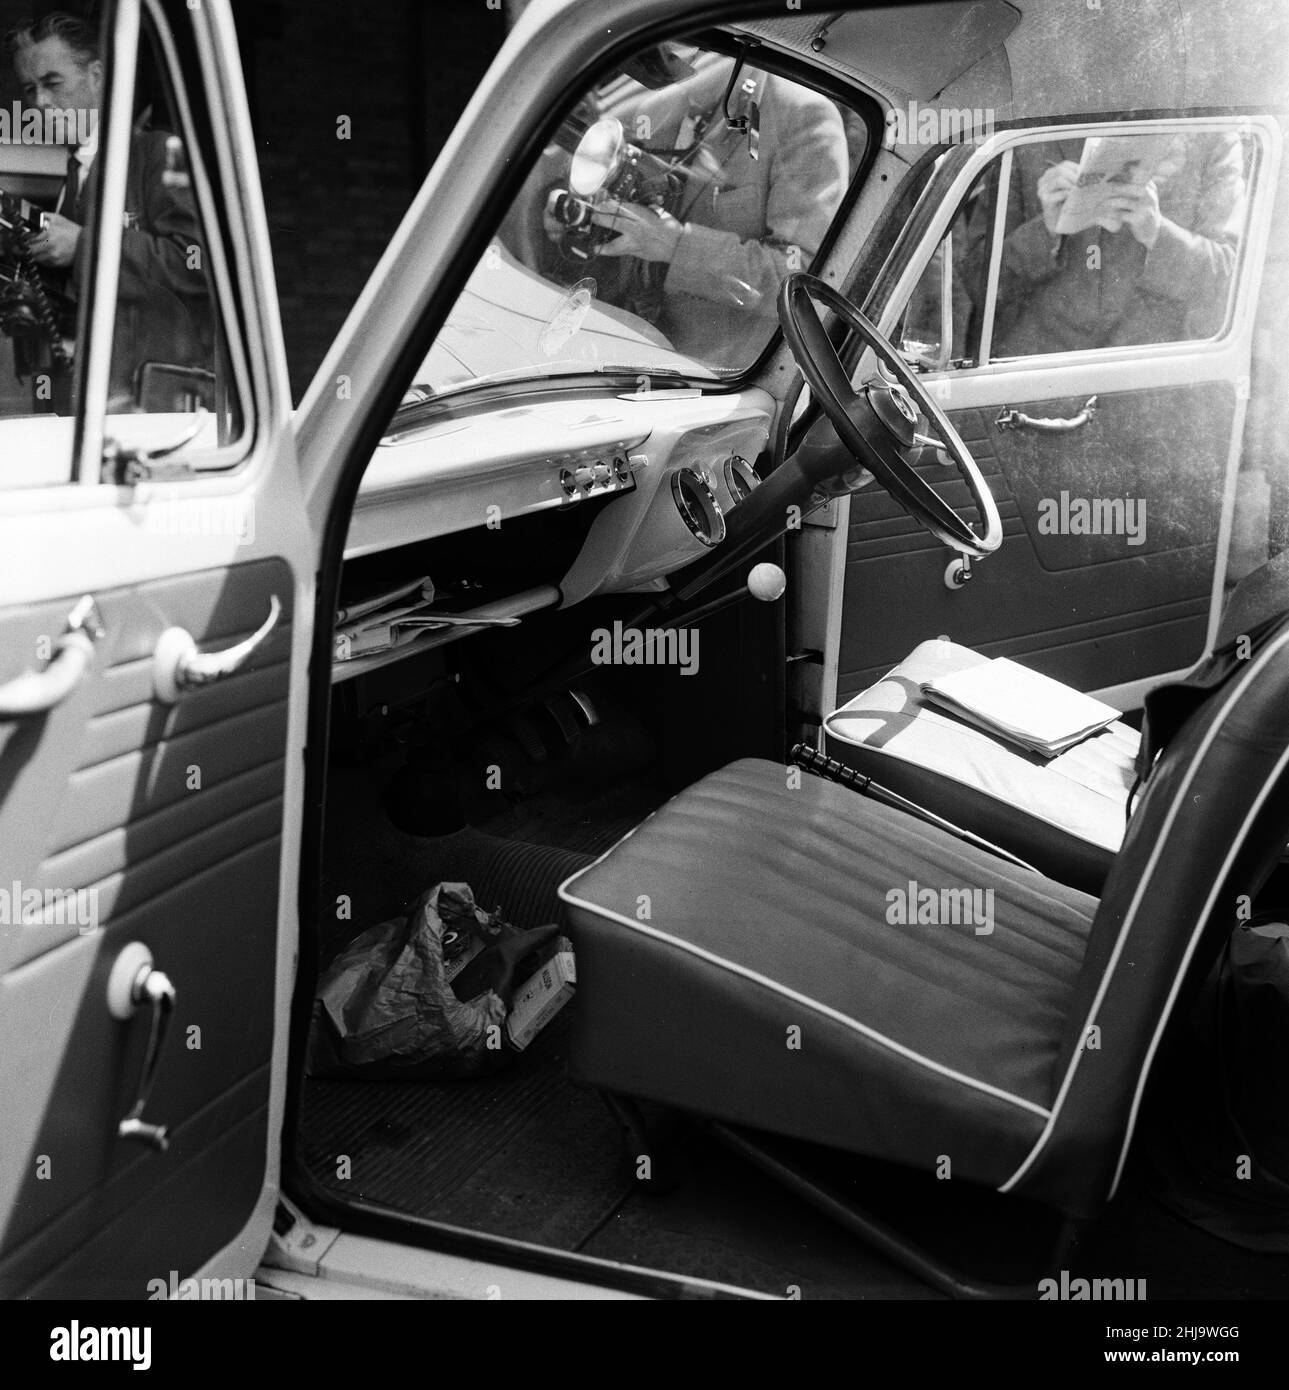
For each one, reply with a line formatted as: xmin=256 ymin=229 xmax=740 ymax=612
xmin=665 ymin=272 xmax=1001 ymax=606
xmin=778 ymin=272 xmax=1002 ymax=557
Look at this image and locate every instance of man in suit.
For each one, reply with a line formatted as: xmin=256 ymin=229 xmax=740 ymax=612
xmin=6 ymin=11 xmax=212 ymax=409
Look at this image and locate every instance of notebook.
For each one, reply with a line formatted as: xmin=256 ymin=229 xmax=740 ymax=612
xmin=920 ymin=656 xmax=1120 ymax=758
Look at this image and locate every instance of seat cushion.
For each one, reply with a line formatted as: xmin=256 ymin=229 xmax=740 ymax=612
xmin=823 ymin=639 xmax=1141 ymax=895
xmin=561 ymin=759 xmax=1099 ymax=1190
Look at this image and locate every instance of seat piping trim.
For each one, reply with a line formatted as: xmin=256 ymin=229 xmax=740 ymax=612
xmin=558 ymin=870 xmax=1052 ymax=1121
xmin=1000 ymin=623 xmax=1289 ymax=1195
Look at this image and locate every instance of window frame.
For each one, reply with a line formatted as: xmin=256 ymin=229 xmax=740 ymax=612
xmin=889 ymin=115 xmax=1275 ymax=385
xmin=65 ymin=0 xmax=258 ymax=486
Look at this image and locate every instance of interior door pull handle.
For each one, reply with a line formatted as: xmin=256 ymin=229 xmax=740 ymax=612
xmin=0 ymin=594 xmax=105 ymax=719
xmin=107 ymin=942 xmax=175 ymax=1153
xmin=996 ymin=395 xmax=1098 ymax=432
xmin=153 ymin=594 xmax=281 ymax=703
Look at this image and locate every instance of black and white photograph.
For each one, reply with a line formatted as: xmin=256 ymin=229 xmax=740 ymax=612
xmin=0 ymin=0 xmax=1286 ymax=1359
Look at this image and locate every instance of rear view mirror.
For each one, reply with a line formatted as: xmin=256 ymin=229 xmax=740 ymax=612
xmin=135 ymin=361 xmax=216 ymax=414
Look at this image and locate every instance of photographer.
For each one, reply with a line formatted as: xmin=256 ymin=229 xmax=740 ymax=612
xmin=967 ymin=132 xmax=1246 ymax=358
xmin=588 ymin=53 xmax=849 ymax=368
xmin=4 ymin=12 xmax=211 ymax=409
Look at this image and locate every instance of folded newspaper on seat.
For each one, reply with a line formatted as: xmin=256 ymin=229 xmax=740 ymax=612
xmin=919 ymin=656 xmax=1120 ymax=758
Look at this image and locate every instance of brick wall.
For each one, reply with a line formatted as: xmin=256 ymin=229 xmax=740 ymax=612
xmin=234 ymin=0 xmax=506 ymax=399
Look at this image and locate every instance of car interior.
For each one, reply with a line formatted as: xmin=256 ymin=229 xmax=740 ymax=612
xmin=2 ymin=0 xmax=1286 ymax=1305
xmin=287 ymin=8 xmax=1289 ymax=1299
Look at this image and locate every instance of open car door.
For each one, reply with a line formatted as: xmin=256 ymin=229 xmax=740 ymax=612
xmin=827 ymin=106 xmax=1283 ymax=715
xmin=2 ymin=0 xmax=799 ymax=1303
xmin=0 ymin=0 xmax=315 ymax=1296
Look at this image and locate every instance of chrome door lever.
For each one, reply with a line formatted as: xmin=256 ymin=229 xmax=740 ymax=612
xmin=996 ymin=395 xmax=1098 ymax=432
xmin=153 ymin=594 xmax=281 ymax=703
xmin=103 ymin=409 xmax=209 ymax=483
xmin=0 ymin=594 xmax=105 ymax=719
xmin=107 ymin=942 xmax=175 ymax=1153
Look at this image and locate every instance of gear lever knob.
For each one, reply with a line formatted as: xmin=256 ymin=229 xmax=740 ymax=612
xmin=747 ymin=562 xmax=786 ymax=602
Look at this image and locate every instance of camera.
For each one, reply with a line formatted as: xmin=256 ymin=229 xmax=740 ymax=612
xmin=543 ymin=117 xmax=683 ymax=263
xmin=0 ymin=188 xmax=71 ymax=374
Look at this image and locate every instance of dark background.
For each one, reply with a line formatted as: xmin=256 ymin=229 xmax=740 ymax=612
xmin=0 ymin=0 xmax=514 ymax=399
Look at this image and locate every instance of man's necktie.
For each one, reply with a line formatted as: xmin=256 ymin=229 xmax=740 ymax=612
xmin=56 ymin=147 xmax=80 ymax=217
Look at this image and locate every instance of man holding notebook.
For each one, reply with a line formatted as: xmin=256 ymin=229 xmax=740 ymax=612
xmin=968 ymin=131 xmax=1247 ymax=358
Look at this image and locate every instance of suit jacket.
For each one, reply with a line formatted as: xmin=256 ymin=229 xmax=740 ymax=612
xmin=966 ymin=133 xmax=1247 ymax=358
xmin=652 ymin=67 xmax=849 ymax=368
xmin=64 ymin=125 xmax=213 ymax=404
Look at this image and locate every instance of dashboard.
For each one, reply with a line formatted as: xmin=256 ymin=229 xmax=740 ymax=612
xmin=336 ymin=386 xmax=774 ymax=681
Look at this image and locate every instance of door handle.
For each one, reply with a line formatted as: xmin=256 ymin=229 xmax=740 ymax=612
xmin=107 ymin=942 xmax=175 ymax=1152
xmin=0 ymin=594 xmax=105 ymax=719
xmin=153 ymin=594 xmax=281 ymax=703
xmin=102 ymin=408 xmax=209 ymax=483
xmin=995 ymin=395 xmax=1098 ymax=432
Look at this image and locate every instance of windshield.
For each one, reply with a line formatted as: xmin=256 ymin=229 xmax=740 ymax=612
xmin=412 ymin=40 xmax=863 ymax=399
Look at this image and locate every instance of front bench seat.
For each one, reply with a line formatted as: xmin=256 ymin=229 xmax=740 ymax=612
xmin=560 ymin=616 xmax=1289 ymax=1227
xmin=824 ymin=639 xmax=1139 ymax=895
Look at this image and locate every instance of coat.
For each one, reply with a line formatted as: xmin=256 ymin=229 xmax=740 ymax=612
xmin=969 ymin=132 xmax=1247 ymax=358
xmin=63 ymin=124 xmax=213 ymax=405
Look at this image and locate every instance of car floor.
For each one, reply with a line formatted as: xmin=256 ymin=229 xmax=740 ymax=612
xmin=297 ymin=750 xmax=1289 ymax=1300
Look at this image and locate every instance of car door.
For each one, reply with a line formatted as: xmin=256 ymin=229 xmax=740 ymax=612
xmin=829 ymin=116 xmax=1281 ymax=711
xmin=0 ymin=0 xmax=838 ymax=1303
xmin=0 ymin=0 xmax=315 ymax=1297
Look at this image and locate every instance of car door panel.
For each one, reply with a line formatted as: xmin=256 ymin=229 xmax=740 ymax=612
xmin=0 ymin=559 xmax=292 ymax=1296
xmin=836 ymin=384 xmax=1230 ymax=703
xmin=0 ymin=0 xmax=326 ymax=1297
xmin=990 ymin=384 xmax=1230 ymax=569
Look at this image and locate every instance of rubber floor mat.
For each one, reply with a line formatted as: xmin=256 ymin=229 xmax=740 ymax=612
xmin=299 ymin=1012 xmax=633 ymax=1248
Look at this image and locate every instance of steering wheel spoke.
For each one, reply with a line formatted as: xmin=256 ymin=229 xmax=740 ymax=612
xmin=777 ymin=273 xmax=1002 ymax=558
xmin=885 ymin=455 xmax=979 ymax=548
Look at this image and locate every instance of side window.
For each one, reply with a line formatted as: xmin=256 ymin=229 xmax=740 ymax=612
xmin=899 ymin=125 xmax=1257 ymax=372
xmin=0 ymin=7 xmax=246 ymax=489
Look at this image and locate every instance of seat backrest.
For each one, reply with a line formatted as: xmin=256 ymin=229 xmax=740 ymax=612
xmin=1005 ymin=614 xmax=1289 ymax=1218
xmin=1133 ymin=548 xmax=1289 ymax=781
